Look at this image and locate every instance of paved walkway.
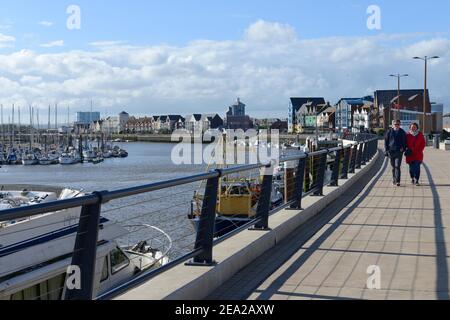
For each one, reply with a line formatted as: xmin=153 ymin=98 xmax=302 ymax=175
xmin=208 ymin=148 xmax=450 ymax=300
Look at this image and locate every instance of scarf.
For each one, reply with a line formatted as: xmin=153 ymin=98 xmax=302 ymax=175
xmin=410 ymin=130 xmax=419 ymax=137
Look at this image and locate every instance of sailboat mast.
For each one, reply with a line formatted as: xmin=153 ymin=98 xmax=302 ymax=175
xmin=47 ymin=104 xmax=51 ymax=150
xmin=1 ymin=104 xmax=3 ymax=146
xmin=37 ymin=107 xmax=41 ymax=146
xmin=18 ymin=106 xmax=21 ymax=148
xmin=11 ymin=104 xmax=15 ymax=148
xmin=54 ymin=103 xmax=58 ymax=147
xmin=29 ymin=105 xmax=33 ymax=150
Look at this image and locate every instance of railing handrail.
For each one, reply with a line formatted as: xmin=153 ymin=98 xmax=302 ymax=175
xmin=0 ymin=138 xmax=374 ymax=222
xmin=0 ymin=134 xmax=380 ymax=301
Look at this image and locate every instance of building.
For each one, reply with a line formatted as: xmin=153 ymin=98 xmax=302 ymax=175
xmin=227 ymin=98 xmax=246 ymax=117
xmin=444 ymin=114 xmax=450 ymax=132
xmin=269 ymin=120 xmax=288 ymax=133
xmin=125 ymin=117 xmax=154 ymax=133
xmin=102 ymin=111 xmax=130 ymax=134
xmin=289 ymin=97 xmax=326 ymax=133
xmin=294 ymin=100 xmax=334 ymax=134
xmin=374 ymin=89 xmax=435 ymax=132
xmin=317 ymin=105 xmax=336 ymax=131
xmin=185 ymin=114 xmax=223 ymax=133
xmin=156 ymin=115 xmax=185 ymax=133
xmin=75 ymin=112 xmax=100 ymax=125
xmin=225 ymin=98 xmax=253 ymax=130
xmin=335 ymin=97 xmax=373 ymax=133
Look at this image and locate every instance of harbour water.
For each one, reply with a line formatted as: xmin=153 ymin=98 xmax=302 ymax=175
xmin=0 ymin=141 xmax=299 ymax=259
xmin=1 ymin=142 xmax=207 ymax=258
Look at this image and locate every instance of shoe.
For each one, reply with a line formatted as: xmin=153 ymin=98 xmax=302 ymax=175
xmin=397 ymin=183 xmax=401 ymax=187
xmin=411 ymin=179 xmax=415 ymax=185
xmin=416 ymin=181 xmax=420 ymax=186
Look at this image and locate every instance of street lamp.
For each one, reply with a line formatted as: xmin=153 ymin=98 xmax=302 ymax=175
xmin=389 ymin=74 xmax=409 ymax=127
xmin=413 ymin=56 xmax=440 ymax=134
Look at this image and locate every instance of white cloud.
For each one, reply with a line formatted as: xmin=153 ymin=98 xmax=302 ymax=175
xmin=40 ymin=40 xmax=64 ymax=48
xmin=0 ymin=21 xmax=449 ymax=117
xmin=244 ymin=20 xmax=297 ymax=43
xmin=89 ymin=41 xmax=127 ymax=47
xmin=39 ymin=21 xmax=54 ymax=27
xmin=0 ymin=33 xmax=16 ymax=47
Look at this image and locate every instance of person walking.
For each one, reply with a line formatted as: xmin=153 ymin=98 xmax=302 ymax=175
xmin=405 ymin=122 xmax=426 ymax=186
xmin=385 ymin=119 xmax=407 ymax=186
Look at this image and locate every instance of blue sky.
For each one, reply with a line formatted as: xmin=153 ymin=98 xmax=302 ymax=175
xmin=0 ymin=0 xmax=449 ymax=117
xmin=2 ymin=0 xmax=450 ymax=50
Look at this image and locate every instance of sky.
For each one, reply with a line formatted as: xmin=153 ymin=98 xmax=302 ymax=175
xmin=0 ymin=0 xmax=449 ymax=121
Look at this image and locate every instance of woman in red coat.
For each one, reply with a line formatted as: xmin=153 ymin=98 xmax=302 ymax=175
xmin=405 ymin=122 xmax=426 ymax=186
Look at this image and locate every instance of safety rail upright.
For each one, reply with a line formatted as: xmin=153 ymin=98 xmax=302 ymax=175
xmin=0 ymin=135 xmax=380 ymax=300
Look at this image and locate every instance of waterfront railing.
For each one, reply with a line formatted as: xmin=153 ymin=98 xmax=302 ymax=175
xmin=0 ymin=135 xmax=380 ymax=300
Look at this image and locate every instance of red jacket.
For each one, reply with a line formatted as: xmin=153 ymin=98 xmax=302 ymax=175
xmin=406 ymin=132 xmax=425 ymax=164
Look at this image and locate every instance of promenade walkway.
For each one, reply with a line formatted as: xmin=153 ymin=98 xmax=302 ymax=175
xmin=208 ymin=147 xmax=450 ymax=300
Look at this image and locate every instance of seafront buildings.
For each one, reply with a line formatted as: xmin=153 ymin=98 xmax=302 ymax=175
xmin=34 ymin=92 xmax=445 ymax=137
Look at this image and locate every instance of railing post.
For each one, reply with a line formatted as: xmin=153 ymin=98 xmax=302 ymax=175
xmin=361 ymin=142 xmax=367 ymax=166
xmin=65 ymin=191 xmax=106 ymax=301
xmin=349 ymin=144 xmax=357 ymax=173
xmin=365 ymin=141 xmax=371 ymax=163
xmin=329 ymin=148 xmax=342 ymax=187
xmin=304 ymin=156 xmax=311 ymax=192
xmin=341 ymin=147 xmax=351 ymax=179
xmin=355 ymin=143 xmax=363 ymax=169
xmin=250 ymin=166 xmax=273 ymax=231
xmin=288 ymin=157 xmax=306 ymax=210
xmin=187 ymin=171 xmax=220 ymax=266
xmin=313 ymin=152 xmax=327 ymax=196
xmin=372 ymin=139 xmax=378 ymax=158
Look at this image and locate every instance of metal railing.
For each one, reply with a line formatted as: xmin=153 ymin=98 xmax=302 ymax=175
xmin=0 ymin=135 xmax=380 ymax=300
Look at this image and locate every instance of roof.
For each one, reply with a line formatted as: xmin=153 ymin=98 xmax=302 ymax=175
xmin=336 ymin=98 xmax=367 ymax=106
xmin=374 ymin=89 xmax=429 ymax=107
xmin=168 ymin=115 xmax=185 ymax=121
xmin=290 ymin=97 xmax=326 ymax=112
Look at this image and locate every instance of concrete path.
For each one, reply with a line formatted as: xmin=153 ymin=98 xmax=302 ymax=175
xmin=208 ymin=147 xmax=450 ymax=300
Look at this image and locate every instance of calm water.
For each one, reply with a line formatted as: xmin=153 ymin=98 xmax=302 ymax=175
xmin=1 ymin=142 xmax=290 ymax=258
xmin=1 ymin=142 xmax=205 ymax=191
xmin=1 ymin=142 xmax=207 ymax=258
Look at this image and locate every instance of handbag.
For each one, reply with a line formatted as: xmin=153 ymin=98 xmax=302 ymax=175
xmin=405 ymin=134 xmax=417 ymax=157
xmin=404 ymin=149 xmax=413 ymax=157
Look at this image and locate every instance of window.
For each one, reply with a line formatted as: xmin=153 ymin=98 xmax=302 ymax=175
xmin=10 ymin=273 xmax=66 ymax=300
xmin=101 ymin=257 xmax=109 ymax=282
xmin=110 ymin=247 xmax=130 ymax=275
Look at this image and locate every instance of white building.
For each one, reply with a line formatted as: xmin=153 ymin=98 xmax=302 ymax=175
xmin=102 ymin=111 xmax=130 ymax=134
xmin=352 ymin=109 xmax=370 ymax=133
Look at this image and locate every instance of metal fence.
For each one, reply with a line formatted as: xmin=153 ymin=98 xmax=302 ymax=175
xmin=0 ymin=135 xmax=379 ymax=300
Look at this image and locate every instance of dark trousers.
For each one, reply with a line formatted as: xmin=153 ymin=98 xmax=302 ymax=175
xmin=389 ymin=151 xmax=403 ymax=183
xmin=409 ymin=161 xmax=422 ymax=182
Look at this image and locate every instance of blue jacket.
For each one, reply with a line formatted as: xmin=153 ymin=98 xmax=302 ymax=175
xmin=385 ymin=128 xmax=407 ymax=152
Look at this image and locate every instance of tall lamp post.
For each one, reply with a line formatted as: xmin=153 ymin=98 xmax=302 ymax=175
xmin=413 ymin=56 xmax=439 ymax=134
xmin=389 ymin=74 xmax=409 ymax=127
